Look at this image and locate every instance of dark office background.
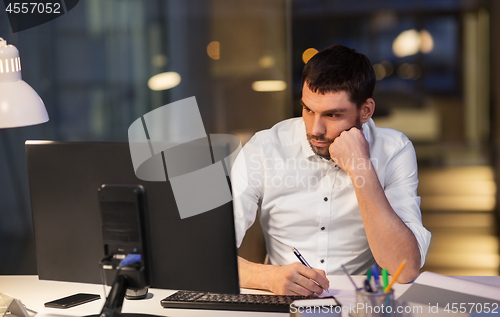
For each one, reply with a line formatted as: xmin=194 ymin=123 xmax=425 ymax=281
xmin=1 ymin=0 xmax=499 ymax=276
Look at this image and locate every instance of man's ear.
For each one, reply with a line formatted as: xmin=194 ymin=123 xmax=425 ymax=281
xmin=360 ymin=98 xmax=375 ymax=124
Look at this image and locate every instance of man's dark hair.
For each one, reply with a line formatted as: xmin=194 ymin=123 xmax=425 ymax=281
xmin=301 ymin=43 xmax=376 ymax=108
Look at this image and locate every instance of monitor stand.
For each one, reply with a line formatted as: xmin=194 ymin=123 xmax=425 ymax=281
xmin=125 ymin=288 xmax=148 ymax=300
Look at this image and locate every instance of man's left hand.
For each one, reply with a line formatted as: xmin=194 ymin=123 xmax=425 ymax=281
xmin=329 ymin=128 xmax=370 ymax=175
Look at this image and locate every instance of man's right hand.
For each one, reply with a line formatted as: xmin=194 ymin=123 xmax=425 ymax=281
xmin=268 ymin=262 xmax=330 ymax=295
xmin=238 ymin=257 xmax=329 ymax=295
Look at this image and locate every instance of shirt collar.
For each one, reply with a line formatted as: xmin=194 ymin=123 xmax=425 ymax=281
xmin=299 ymin=119 xmax=316 ymax=159
xmin=299 ymin=117 xmax=374 ymax=160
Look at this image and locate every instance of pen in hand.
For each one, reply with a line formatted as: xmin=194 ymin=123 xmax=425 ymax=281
xmin=292 ymin=247 xmax=330 ymax=294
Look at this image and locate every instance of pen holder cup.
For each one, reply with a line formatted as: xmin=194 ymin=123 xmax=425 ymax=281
xmin=351 ymin=288 xmax=395 ymax=317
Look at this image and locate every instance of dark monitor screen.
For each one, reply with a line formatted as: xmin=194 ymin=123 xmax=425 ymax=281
xmin=26 ymin=141 xmax=240 ymax=294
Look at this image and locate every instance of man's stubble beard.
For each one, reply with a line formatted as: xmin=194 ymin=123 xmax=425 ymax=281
xmin=307 ymin=137 xmax=333 ymax=160
xmin=306 ymin=115 xmax=362 ymax=160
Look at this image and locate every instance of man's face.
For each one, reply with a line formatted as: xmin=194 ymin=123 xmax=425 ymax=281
xmin=301 ymin=85 xmax=362 ymax=160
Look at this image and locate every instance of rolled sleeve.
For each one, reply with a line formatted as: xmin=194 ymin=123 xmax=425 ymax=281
xmin=383 ymin=140 xmax=431 ymax=268
xmin=231 ymin=136 xmax=264 ymax=248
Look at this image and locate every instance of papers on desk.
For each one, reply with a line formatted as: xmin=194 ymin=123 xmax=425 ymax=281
xmin=398 ymin=271 xmax=500 ymax=315
xmin=290 ymin=297 xmax=341 ymax=317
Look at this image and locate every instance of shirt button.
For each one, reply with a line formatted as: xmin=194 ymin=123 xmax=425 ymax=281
xmin=321 ymin=227 xmax=325 ymax=230
xmin=320 ymin=259 xmax=324 ymax=263
xmin=324 ymin=197 xmax=328 ymax=202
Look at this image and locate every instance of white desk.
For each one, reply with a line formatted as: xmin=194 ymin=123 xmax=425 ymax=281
xmin=0 ymin=275 xmax=412 ymax=317
xmin=5 ymin=275 xmax=499 ymax=316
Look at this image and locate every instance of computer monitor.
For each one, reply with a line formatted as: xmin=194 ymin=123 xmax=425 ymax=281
xmin=25 ymin=141 xmax=240 ymax=298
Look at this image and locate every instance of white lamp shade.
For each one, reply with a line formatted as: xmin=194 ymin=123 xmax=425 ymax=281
xmin=0 ymin=80 xmax=49 ymax=128
xmin=0 ymin=38 xmax=49 ymax=128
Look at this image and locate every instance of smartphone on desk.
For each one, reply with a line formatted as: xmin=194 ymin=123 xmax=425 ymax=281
xmin=44 ymin=293 xmax=101 ymax=309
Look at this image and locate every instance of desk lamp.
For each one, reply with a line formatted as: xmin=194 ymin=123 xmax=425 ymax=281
xmin=0 ymin=38 xmax=49 ymax=296
xmin=0 ymin=38 xmax=48 ymax=317
xmin=0 ymin=38 xmax=49 ymax=128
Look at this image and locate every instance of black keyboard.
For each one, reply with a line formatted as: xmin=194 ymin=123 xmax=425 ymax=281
xmin=160 ymin=290 xmax=317 ymax=312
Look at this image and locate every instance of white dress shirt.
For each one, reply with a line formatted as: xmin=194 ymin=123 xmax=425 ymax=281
xmin=231 ymin=117 xmax=431 ymax=275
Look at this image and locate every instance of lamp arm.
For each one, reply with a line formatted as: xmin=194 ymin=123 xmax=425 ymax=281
xmin=99 ymin=273 xmax=128 ymax=317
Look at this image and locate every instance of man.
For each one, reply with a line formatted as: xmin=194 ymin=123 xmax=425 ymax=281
xmin=231 ymin=43 xmax=431 ymax=295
